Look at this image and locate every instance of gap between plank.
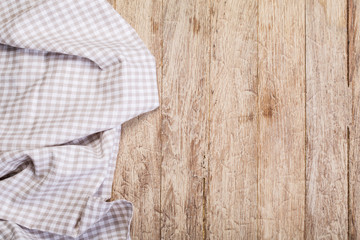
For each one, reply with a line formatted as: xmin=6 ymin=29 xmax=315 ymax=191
xmin=346 ymin=0 xmax=352 ymax=238
xmin=348 ymin=125 xmax=351 ymax=239
xmin=160 ymin=0 xmax=164 ymax=239
xmin=304 ymin=0 xmax=307 ymax=238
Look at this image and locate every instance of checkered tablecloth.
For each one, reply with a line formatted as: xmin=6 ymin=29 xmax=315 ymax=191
xmin=0 ymin=0 xmax=159 ymax=239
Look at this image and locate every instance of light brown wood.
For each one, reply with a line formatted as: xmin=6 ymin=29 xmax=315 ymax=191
xmin=111 ymin=1 xmax=162 ymax=239
xmin=305 ymin=0 xmax=350 ymax=238
xmin=349 ymin=0 xmax=360 ymax=239
xmin=160 ymin=0 xmax=209 ymax=239
xmin=109 ymin=0 xmax=359 ymax=238
xmin=257 ymin=1 xmax=306 ymax=238
xmin=208 ymin=0 xmax=258 ymax=239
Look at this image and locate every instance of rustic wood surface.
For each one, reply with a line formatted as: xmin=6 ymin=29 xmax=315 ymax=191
xmin=305 ymin=0 xmax=350 ymax=238
xmin=208 ymin=0 xmax=257 ymax=239
xmin=258 ymin=1 xmax=306 ymax=239
xmin=110 ymin=0 xmax=360 ymax=239
xmin=160 ymin=0 xmax=209 ymax=239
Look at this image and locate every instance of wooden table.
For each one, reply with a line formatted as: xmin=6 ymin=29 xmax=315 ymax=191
xmin=108 ymin=0 xmax=360 ymax=239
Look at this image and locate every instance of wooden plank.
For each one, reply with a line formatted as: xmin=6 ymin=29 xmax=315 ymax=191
xmin=207 ymin=0 xmax=258 ymax=239
xmin=257 ymin=0 xmax=306 ymax=238
xmin=349 ymin=0 xmax=360 ymax=238
xmin=111 ymin=1 xmax=162 ymax=239
xmin=160 ymin=0 xmax=209 ymax=239
xmin=305 ymin=0 xmax=350 ymax=238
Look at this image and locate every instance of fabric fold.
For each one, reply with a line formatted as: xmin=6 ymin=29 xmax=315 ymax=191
xmin=0 ymin=0 xmax=159 ymax=239
xmin=0 ymin=0 xmax=159 ymax=151
xmin=0 ymin=0 xmax=133 ymax=69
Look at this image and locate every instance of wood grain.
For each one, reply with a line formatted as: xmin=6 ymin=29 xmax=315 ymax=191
xmin=160 ymin=0 xmax=209 ymax=239
xmin=111 ymin=1 xmax=162 ymax=239
xmin=208 ymin=0 xmax=258 ymax=239
xmin=257 ymin=1 xmax=306 ymax=239
xmin=349 ymin=0 xmax=360 ymax=239
xmin=108 ymin=0 xmax=359 ymax=238
xmin=305 ymin=0 xmax=350 ymax=238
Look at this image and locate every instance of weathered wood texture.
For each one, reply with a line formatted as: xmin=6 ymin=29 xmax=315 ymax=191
xmin=110 ymin=0 xmax=359 ymax=239
xmin=306 ymin=0 xmax=350 ymax=239
xmin=258 ymin=0 xmax=306 ymax=239
xmin=160 ymin=0 xmax=209 ymax=239
xmin=350 ymin=0 xmax=360 ymax=239
xmin=208 ymin=0 xmax=257 ymax=239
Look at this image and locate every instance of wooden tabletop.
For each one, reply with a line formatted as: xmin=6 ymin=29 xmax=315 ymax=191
xmin=109 ymin=0 xmax=360 ymax=239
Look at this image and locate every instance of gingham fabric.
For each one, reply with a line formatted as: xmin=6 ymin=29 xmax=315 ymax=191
xmin=0 ymin=0 xmax=159 ymax=239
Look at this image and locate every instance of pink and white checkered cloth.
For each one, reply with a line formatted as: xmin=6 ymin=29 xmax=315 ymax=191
xmin=0 ymin=0 xmax=159 ymax=239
